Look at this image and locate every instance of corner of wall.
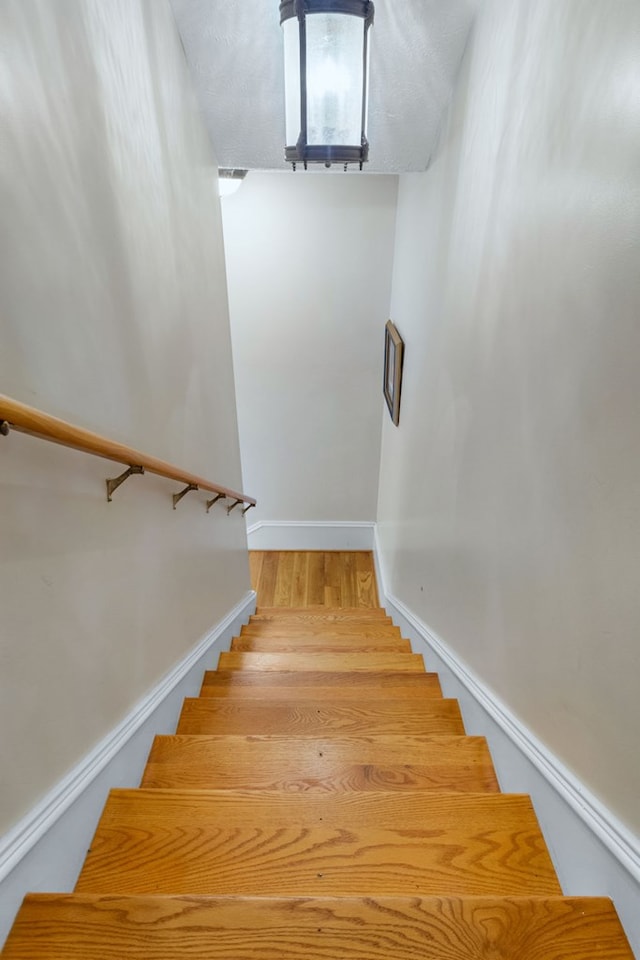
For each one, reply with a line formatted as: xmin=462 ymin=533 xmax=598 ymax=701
xmin=247 ymin=521 xmax=376 ymax=551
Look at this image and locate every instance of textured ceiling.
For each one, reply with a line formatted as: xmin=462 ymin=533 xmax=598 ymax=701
xmin=169 ymin=0 xmax=478 ymax=173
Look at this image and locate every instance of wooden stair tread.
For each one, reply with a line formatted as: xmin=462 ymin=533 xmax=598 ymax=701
xmin=141 ymin=733 xmax=499 ymax=792
xmin=5 ymin=593 xmax=634 ymax=956
xmin=76 ymin=789 xmax=560 ymax=896
xmin=255 ymin=606 xmax=389 ymax=619
xmin=5 ymin=895 xmax=633 ymax=960
xmin=240 ymin=623 xmax=403 ymax=639
xmin=200 ymin=670 xmax=443 ymax=699
xmin=231 ymin=636 xmax=412 ymax=652
xmin=218 ymin=651 xmax=425 ymax=672
xmin=176 ymin=698 xmax=465 ymax=736
xmin=83 ymin=786 xmax=540 ymax=828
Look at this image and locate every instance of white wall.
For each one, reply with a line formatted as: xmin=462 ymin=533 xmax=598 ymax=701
xmin=377 ymin=0 xmax=640 ymax=898
xmin=222 ymin=173 xmax=397 ymax=535
xmin=0 ymin=0 xmax=250 ymax=843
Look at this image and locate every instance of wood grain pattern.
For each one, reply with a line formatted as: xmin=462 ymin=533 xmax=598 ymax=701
xmin=291 ymin=552 xmax=309 ymax=608
xmin=274 ymin=553 xmax=296 ymax=607
xmin=84 ymin=787 xmax=544 ymax=832
xmin=218 ymin=652 xmax=425 ymax=672
xmin=306 ymin=553 xmax=325 ymax=606
xmin=199 ymin=670 xmax=443 ymax=699
xmin=0 ymin=393 xmax=255 ymax=505
xmin=239 ymin=622 xmax=404 ymax=640
xmin=4 ymin=599 xmax=634 ymax=956
xmin=356 ymin=551 xmax=378 ymax=607
xmin=254 ymin=607 xmax=390 ymax=620
xmin=248 ymin=552 xmax=264 ymax=592
xmin=75 ymin=790 xmax=561 ymax=896
xmin=141 ymin=734 xmax=499 ymax=792
xmin=176 ymin=698 xmax=464 ymax=736
xmin=5 ymin=895 xmax=633 ymax=960
xmin=324 ymin=552 xmax=342 ymax=608
xmin=231 ymin=636 xmax=411 ymax=653
xmin=250 ymin=553 xmax=379 ymax=608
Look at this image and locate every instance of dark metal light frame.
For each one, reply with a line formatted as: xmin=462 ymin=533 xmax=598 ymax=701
xmin=280 ymin=0 xmax=375 ymax=170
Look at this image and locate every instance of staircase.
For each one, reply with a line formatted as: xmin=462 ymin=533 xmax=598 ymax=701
xmin=3 ymin=606 xmax=633 ymax=958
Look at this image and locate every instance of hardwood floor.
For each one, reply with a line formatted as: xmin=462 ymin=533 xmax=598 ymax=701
xmin=249 ymin=551 xmax=379 ymax=608
xmin=5 ymin=605 xmax=634 ymax=958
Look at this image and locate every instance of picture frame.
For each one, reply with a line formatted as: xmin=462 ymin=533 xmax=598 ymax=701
xmin=383 ymin=319 xmax=404 ymax=426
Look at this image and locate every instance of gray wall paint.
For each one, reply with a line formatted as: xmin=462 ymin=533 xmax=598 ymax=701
xmin=0 ymin=0 xmax=249 ymax=836
xmin=377 ymin=0 xmax=640 ymax=838
xmin=222 ymin=172 xmax=398 ymax=525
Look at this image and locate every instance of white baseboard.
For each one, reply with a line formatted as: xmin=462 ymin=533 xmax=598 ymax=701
xmin=372 ymin=524 xmax=388 ymax=606
xmin=383 ymin=589 xmax=640 ymax=955
xmin=247 ymin=521 xmax=376 ymax=551
xmin=0 ymin=591 xmax=255 ymax=949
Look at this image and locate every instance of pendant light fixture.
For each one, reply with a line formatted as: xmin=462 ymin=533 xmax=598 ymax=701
xmin=280 ymin=0 xmax=375 ymax=170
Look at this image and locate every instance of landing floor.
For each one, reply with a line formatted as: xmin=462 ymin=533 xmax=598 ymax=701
xmin=249 ymin=551 xmax=379 ymax=609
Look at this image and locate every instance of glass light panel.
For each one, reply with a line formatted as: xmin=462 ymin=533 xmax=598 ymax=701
xmin=283 ymin=18 xmax=301 ymax=147
xmin=305 ymin=13 xmax=363 ymax=146
xmin=363 ymin=29 xmax=371 ymax=139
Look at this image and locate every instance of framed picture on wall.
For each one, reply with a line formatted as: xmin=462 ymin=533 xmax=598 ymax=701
xmin=383 ymin=320 xmax=404 ymax=426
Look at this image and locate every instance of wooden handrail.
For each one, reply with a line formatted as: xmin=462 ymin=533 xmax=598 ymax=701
xmin=0 ymin=393 xmax=256 ymax=508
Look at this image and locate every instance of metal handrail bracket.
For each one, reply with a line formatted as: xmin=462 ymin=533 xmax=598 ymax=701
xmin=0 ymin=393 xmax=256 ymax=513
xmin=106 ymin=465 xmax=145 ymax=502
xmin=172 ymin=483 xmax=199 ymax=510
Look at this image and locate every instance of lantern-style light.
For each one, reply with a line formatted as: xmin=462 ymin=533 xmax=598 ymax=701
xmin=280 ymin=0 xmax=375 ymax=170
